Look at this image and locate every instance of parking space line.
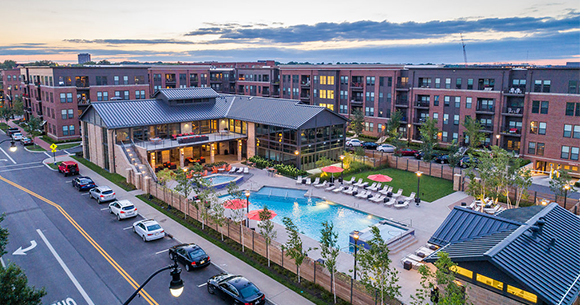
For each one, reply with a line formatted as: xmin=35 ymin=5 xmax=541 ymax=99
xmin=197 ymin=283 xmax=207 ymax=287
xmin=0 ymin=165 xmax=45 ymax=173
xmin=37 ymin=229 xmax=96 ymax=305
xmin=123 ymin=226 xmax=133 ymax=230
xmin=0 ymin=147 xmax=16 ymax=164
xmin=0 ymin=257 xmax=5 ymax=268
xmin=81 ymin=193 xmax=89 ymax=196
xmin=100 ymin=208 xmax=108 ymax=211
xmin=155 ymin=249 xmax=169 ymax=255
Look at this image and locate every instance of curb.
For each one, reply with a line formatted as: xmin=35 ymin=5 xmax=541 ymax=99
xmin=23 ymin=146 xmax=48 ymax=154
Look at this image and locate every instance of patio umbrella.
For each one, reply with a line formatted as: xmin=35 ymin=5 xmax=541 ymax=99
xmin=246 ymin=209 xmax=277 ymax=221
xmin=321 ymin=165 xmax=344 ymax=182
xmin=367 ymin=174 xmax=393 ymax=183
xmin=223 ymin=198 xmax=248 ymax=210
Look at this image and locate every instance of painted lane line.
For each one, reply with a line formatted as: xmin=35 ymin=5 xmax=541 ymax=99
xmin=1 ymin=161 xmax=43 ymax=168
xmin=81 ymin=193 xmax=89 ymax=196
xmin=0 ymin=165 xmax=45 ymax=173
xmin=197 ymin=283 xmax=207 ymax=287
xmin=0 ymin=147 xmax=16 ymax=164
xmin=100 ymin=208 xmax=109 ymax=211
xmin=0 ymin=257 xmax=5 ymax=268
xmin=44 ymin=151 xmax=51 ymax=158
xmin=155 ymin=249 xmax=169 ymax=255
xmin=123 ymin=226 xmax=133 ymax=230
xmin=0 ymin=159 xmax=7 ymax=162
xmin=37 ymin=229 xmax=96 ymax=305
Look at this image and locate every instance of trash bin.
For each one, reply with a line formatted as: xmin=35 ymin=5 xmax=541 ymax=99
xmin=403 ymin=260 xmax=412 ymax=270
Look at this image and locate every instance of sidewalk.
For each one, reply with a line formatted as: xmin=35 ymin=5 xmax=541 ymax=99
xmin=3 ymin=119 xmax=52 ymax=151
xmin=46 ymin=154 xmax=315 ymax=305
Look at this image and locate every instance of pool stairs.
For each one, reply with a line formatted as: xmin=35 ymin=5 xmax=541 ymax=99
xmin=388 ymin=234 xmax=418 ymax=254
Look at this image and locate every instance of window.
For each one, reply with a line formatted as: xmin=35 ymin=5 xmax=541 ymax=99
xmin=537 ymin=143 xmax=545 ymax=156
xmin=532 ymin=101 xmax=540 ymax=113
xmin=433 ymin=112 xmax=439 ymax=120
xmin=528 ymin=142 xmax=536 ymax=154
xmin=114 ymin=76 xmax=119 ymax=85
xmin=387 ymin=77 xmax=392 ymax=87
xmin=467 ymin=78 xmax=473 ymax=90
xmin=313 ymin=89 xmax=318 ymax=98
xmin=60 ymin=93 xmax=66 ymax=103
xmin=456 ymin=78 xmax=462 ymax=89
xmin=115 ymin=91 xmax=121 ymax=98
xmin=313 ymin=76 xmax=318 ymax=84
xmin=140 ymin=90 xmax=145 ymax=99
xmin=445 ymin=78 xmax=451 ymax=89
xmin=123 ymin=76 xmax=128 ymax=85
xmin=103 ymin=92 xmax=109 ymax=101
xmin=328 ymin=76 xmax=335 ymax=85
xmin=454 ymin=97 xmax=460 ymax=108
xmin=444 ymin=96 xmax=450 ymax=106
xmin=539 ymin=122 xmax=547 ymax=135
xmin=561 ymin=146 xmax=570 ymax=159
xmin=443 ymin=114 xmax=449 ymax=124
xmin=540 ymin=101 xmax=549 ymax=114
xmin=365 ymin=107 xmax=374 ymax=116
xmin=564 ymin=125 xmax=572 ymax=137
xmin=571 ymin=147 xmax=579 ymax=161
xmin=66 ymin=93 xmax=73 ymax=103
xmin=339 ymin=104 xmax=348 ymax=114
xmin=569 ymin=80 xmax=579 ymax=94
xmin=543 ymin=80 xmax=551 ymax=92
xmin=320 ymin=76 xmax=327 ymax=85
xmin=135 ymin=90 xmax=141 ymax=99
xmin=340 ymin=76 xmax=349 ymax=84
xmin=379 ymin=77 xmax=384 ymax=86
xmin=62 ymin=125 xmax=69 ymax=136
xmin=435 ymin=78 xmax=440 ymax=88
xmin=453 ymin=115 xmax=460 ymax=125
xmin=69 ymin=125 xmax=75 ymax=135
xmin=365 ymin=91 xmax=375 ymax=102
xmin=61 ymin=110 xmax=67 ymax=120
xmin=478 ymin=78 xmax=495 ymax=90
xmin=466 ymin=97 xmax=472 ymax=109
xmin=476 ymin=274 xmax=503 ymax=291
xmin=97 ymin=92 xmax=103 ymax=101
xmin=575 ymin=126 xmax=580 ymax=139
xmin=124 ymin=91 xmax=129 ymax=100
xmin=434 ymin=95 xmax=439 ymax=106
xmin=327 ymin=90 xmax=334 ymax=99
xmin=442 ymin=131 xmax=448 ymax=142
xmin=565 ymin=102 xmax=580 ymax=116
xmin=320 ymin=90 xmax=326 ymax=99
xmin=366 ymin=76 xmax=375 ymax=86
xmin=418 ymin=77 xmax=431 ymax=87
xmin=507 ymin=285 xmax=537 ymax=303
xmin=68 ymin=109 xmax=73 ymax=119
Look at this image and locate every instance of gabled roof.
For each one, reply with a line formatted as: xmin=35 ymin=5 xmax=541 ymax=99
xmin=428 ymin=230 xmax=514 ymax=262
xmin=428 ymin=206 xmax=522 ymax=247
xmin=155 ymin=87 xmax=219 ymax=100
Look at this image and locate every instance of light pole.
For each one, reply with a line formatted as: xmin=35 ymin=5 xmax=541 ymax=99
xmin=352 ymin=230 xmax=359 ymax=281
xmin=496 ymin=134 xmax=500 ymax=146
xmin=340 ymin=155 xmax=345 ymax=184
xmin=415 ymin=171 xmax=422 ymax=205
xmin=0 ymin=139 xmax=18 ymax=152
xmin=245 ymin=190 xmax=251 ymax=228
xmin=564 ymin=184 xmax=570 ymax=209
xmin=407 ymin=123 xmax=411 ymax=147
xmin=123 ymin=259 xmax=183 ymax=304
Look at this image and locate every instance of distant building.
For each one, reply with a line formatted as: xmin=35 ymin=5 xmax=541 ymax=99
xmin=78 ymin=53 xmax=91 ymax=64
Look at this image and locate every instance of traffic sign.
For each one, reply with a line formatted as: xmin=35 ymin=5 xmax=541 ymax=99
xmin=51 ymin=149 xmax=57 ymax=153
xmin=50 ymin=143 xmax=58 ymax=150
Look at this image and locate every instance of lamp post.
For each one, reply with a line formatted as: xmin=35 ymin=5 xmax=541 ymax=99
xmin=294 ymin=150 xmax=300 ymax=169
xmin=123 ymin=259 xmax=183 ymax=304
xmin=415 ymin=171 xmax=422 ymax=205
xmin=352 ymin=230 xmax=359 ymax=281
xmin=564 ymin=184 xmax=570 ymax=209
xmin=407 ymin=123 xmax=411 ymax=147
xmin=0 ymin=139 xmax=18 ymax=153
xmin=340 ymin=155 xmax=345 ymax=184
xmin=245 ymin=190 xmax=251 ymax=228
xmin=496 ymin=134 xmax=500 ymax=146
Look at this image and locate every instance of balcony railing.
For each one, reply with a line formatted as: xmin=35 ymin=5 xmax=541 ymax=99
xmin=414 ymin=101 xmax=430 ymax=108
xmin=476 ymin=106 xmax=495 ymax=113
xmin=351 ymin=99 xmax=363 ymax=104
xmin=503 ymin=107 xmax=523 ymax=115
xmin=501 ymin=127 xmax=522 ymax=135
xmin=395 ymin=99 xmax=409 ymax=106
xmin=479 ymin=125 xmax=494 ymax=132
xmin=301 ymin=81 xmax=310 ymax=86
xmin=351 ymin=82 xmax=364 ymax=88
xmin=165 ymin=79 xmax=177 ymax=84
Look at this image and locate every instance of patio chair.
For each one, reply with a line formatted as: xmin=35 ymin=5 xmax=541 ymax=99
xmin=305 ymin=177 xmax=312 ymax=185
xmin=367 ymin=182 xmax=378 ymax=191
xmin=391 ymin=189 xmax=403 ymax=200
xmin=325 ymin=185 xmax=336 ymax=191
xmin=344 ymin=187 xmax=358 ymax=195
xmin=314 ymin=180 xmax=327 ymax=188
xmin=229 ymin=166 xmax=237 ymax=174
xmin=368 ymin=183 xmax=381 ymax=192
xmin=415 ymin=247 xmax=435 ymax=258
xmin=405 ymin=192 xmax=416 ymax=201
xmin=236 ymin=167 xmax=244 ymax=173
xmin=311 ymin=177 xmax=320 ymax=186
xmin=332 ymin=186 xmax=345 ymax=193
xmin=369 ymin=194 xmax=384 ymax=202
xmin=379 ymin=185 xmax=391 ymax=195
xmin=344 ymin=177 xmax=356 ymax=185
xmin=355 ymin=190 xmax=370 ymax=198
xmin=359 ymin=181 xmax=369 ymax=188
xmin=384 ymin=197 xmax=395 ymax=207
xmin=483 ymin=204 xmax=501 ymax=215
xmin=295 ymin=176 xmax=303 ymax=184
xmin=394 ymin=200 xmax=410 ymax=209
xmin=353 ymin=178 xmax=364 ymax=187
xmin=243 ymin=167 xmax=249 ymax=174
xmin=341 ymin=186 xmax=353 ymax=193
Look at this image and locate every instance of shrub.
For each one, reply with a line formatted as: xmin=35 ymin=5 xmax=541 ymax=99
xmin=249 ymin=155 xmax=273 ymax=169
xmin=273 ymin=163 xmax=308 ymax=178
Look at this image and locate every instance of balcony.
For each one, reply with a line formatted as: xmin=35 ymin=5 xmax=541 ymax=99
xmin=209 ymin=77 xmax=222 ymax=82
xmin=165 ymin=78 xmax=177 ymax=84
xmin=395 ymin=99 xmax=409 ymax=107
xmin=503 ymin=88 xmax=525 ymax=96
xmin=413 ymin=117 xmax=427 ymax=125
xmin=501 ymin=107 xmax=523 ymax=117
xmin=475 ymin=106 xmax=495 ymax=114
xmin=479 ymin=125 xmax=494 ymax=133
xmin=351 ymin=82 xmax=364 ymax=90
xmin=500 ymin=127 xmax=522 ymax=137
xmin=414 ymin=101 xmax=430 ymax=109
xmin=396 ymin=83 xmax=410 ymax=91
xmin=75 ymin=81 xmax=90 ymax=88
xmin=350 ymin=98 xmax=363 ymax=105
xmin=300 ymin=94 xmax=310 ymax=101
xmin=301 ymin=81 xmax=310 ymax=87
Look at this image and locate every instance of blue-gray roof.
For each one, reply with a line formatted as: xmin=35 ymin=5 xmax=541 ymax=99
xmin=427 ymin=230 xmax=514 ymax=262
xmin=155 ymin=87 xmax=219 ymax=100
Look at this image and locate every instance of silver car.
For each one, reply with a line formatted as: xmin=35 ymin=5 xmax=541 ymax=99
xmin=132 ymin=219 xmax=165 ymax=242
xmin=108 ymin=200 xmax=138 ymax=220
xmin=377 ymin=144 xmax=396 ymax=153
xmin=89 ymin=186 xmax=116 ymax=203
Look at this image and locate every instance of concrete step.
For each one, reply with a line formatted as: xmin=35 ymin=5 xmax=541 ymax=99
xmin=388 ymin=234 xmax=418 ymax=254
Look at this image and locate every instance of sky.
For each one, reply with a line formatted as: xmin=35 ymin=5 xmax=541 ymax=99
xmin=0 ymin=0 xmax=579 ymax=65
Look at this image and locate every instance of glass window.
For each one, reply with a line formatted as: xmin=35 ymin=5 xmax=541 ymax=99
xmin=103 ymin=92 xmax=109 ymax=101
xmin=434 ymin=95 xmax=439 ymax=106
xmin=574 ymin=126 xmax=580 ymax=139
xmin=539 ymin=122 xmax=546 ymax=135
xmin=435 ymin=78 xmax=440 ymax=88
xmin=62 ymin=125 xmax=69 ymax=136
xmin=444 ymin=96 xmax=450 ymax=106
xmin=69 ymin=125 xmax=75 ymax=135
xmin=454 ymin=96 xmax=460 ymax=108
xmin=97 ymin=92 xmax=103 ymax=101
xmin=68 ymin=109 xmax=74 ymax=119
xmin=453 ymin=115 xmax=459 ymax=125
xmin=540 ymin=101 xmax=549 ymax=114
xmin=571 ymin=147 xmax=579 ymax=161
xmin=456 ymin=78 xmax=462 ymax=89
xmin=528 ymin=142 xmax=536 ymax=154
xmin=433 ymin=112 xmax=439 ymax=120
xmin=561 ymin=146 xmax=570 ymax=159
xmin=61 ymin=110 xmax=67 ymax=120
xmin=564 ymin=125 xmax=572 ymax=137
xmin=530 ymin=121 xmax=538 ymax=134
xmin=466 ymin=97 xmax=472 ymax=109
xmin=537 ymin=143 xmax=545 ymax=156
xmin=443 ymin=114 xmax=449 ymax=124
xmin=467 ymin=78 xmax=473 ymax=90
xmin=60 ymin=93 xmax=66 ymax=103
xmin=532 ymin=101 xmax=540 ymax=113
xmin=445 ymin=78 xmax=451 ymax=89
xmin=566 ymin=103 xmax=575 ymax=116
xmin=114 ymin=75 xmax=119 ymax=85
xmin=442 ymin=131 xmax=448 ymax=142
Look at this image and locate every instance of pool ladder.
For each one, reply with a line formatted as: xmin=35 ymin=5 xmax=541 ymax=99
xmin=284 ymin=191 xmax=289 ymax=199
xmin=268 ymin=189 xmax=273 ymax=197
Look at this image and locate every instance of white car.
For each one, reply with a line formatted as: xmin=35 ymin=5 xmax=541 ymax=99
xmin=132 ymin=219 xmax=165 ymax=242
xmin=377 ymin=144 xmax=396 ymax=153
xmin=108 ymin=200 xmax=138 ymax=220
xmin=89 ymin=186 xmax=116 ymax=203
xmin=346 ymin=139 xmax=362 ymax=147
xmin=11 ymin=133 xmax=23 ymax=141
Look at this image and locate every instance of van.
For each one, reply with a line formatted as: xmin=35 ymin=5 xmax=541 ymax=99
xmin=6 ymin=127 xmax=19 ymax=136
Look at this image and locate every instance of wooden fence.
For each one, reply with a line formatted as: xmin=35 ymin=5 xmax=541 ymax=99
xmin=147 ymin=180 xmax=392 ymax=305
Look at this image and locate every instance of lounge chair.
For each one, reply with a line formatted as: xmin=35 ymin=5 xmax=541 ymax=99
xmin=295 ymin=176 xmax=303 ymax=184
xmin=311 ymin=177 xmax=320 ymax=186
xmin=405 ymin=192 xmax=416 ymax=201
xmin=341 ymin=186 xmax=353 ymax=193
xmin=359 ymin=181 xmax=369 ymax=188
xmin=384 ymin=197 xmax=395 ymax=207
xmin=368 ymin=183 xmax=381 ymax=191
xmin=229 ymin=166 xmax=237 ymax=174
xmin=391 ymin=189 xmax=403 ymax=200
xmin=344 ymin=177 xmax=356 ymax=185
xmin=305 ymin=177 xmax=312 ymax=185
xmin=243 ymin=167 xmax=249 ymax=174
xmin=484 ymin=204 xmax=502 ymax=215
xmin=332 ymin=186 xmax=345 ymax=193
xmin=415 ymin=247 xmax=435 ymax=258
xmin=366 ymin=182 xmax=378 ymax=191
xmin=236 ymin=167 xmax=244 ymax=173
xmin=325 ymin=185 xmax=336 ymax=191
xmin=355 ymin=190 xmax=370 ymax=198
xmin=344 ymin=187 xmax=358 ymax=195
xmin=394 ymin=200 xmax=410 ymax=209
xmin=369 ymin=194 xmax=384 ymax=202
xmin=353 ymin=178 xmax=364 ymax=187
xmin=379 ymin=186 xmax=392 ymax=195
xmin=314 ymin=181 xmax=327 ymax=188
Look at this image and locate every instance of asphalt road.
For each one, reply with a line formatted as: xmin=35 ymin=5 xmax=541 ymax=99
xmin=0 ymin=134 xmax=233 ymax=305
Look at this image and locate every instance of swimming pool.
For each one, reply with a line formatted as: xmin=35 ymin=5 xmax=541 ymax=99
xmin=203 ymin=174 xmax=243 ymax=188
xmin=228 ymin=186 xmax=411 ymax=250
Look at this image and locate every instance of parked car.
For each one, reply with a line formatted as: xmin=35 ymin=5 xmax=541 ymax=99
xmin=11 ymin=132 xmax=23 ymax=141
xmin=377 ymin=144 xmax=396 ymax=153
xmin=414 ymin=151 xmax=440 ymax=161
xmin=346 ymin=139 xmax=362 ymax=147
xmin=6 ymin=127 xmax=19 ymax=136
xmin=361 ymin=142 xmax=379 ymax=149
xmin=396 ymin=148 xmax=418 ymax=156
xmin=434 ymin=154 xmax=449 ymax=164
xmin=71 ymin=176 xmax=96 ymax=191
xmin=89 ymin=186 xmax=116 ymax=203
xmin=58 ymin=161 xmax=79 ymax=176
xmin=460 ymin=155 xmax=480 ymax=168
xmin=20 ymin=137 xmax=34 ymax=146
xmin=207 ymin=274 xmax=266 ymax=305
xmin=108 ymin=200 xmax=138 ymax=220
xmin=169 ymin=243 xmax=211 ymax=271
xmin=132 ymin=219 xmax=165 ymax=242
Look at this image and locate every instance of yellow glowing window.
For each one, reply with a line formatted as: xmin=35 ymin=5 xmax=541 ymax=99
xmin=320 ymin=90 xmax=327 ymax=99
xmin=507 ymin=285 xmax=537 ymax=303
xmin=328 ymin=90 xmax=335 ymax=99
xmin=328 ymin=76 xmax=335 ymax=85
xmin=450 ymin=266 xmax=473 ymax=279
xmin=476 ymin=274 xmax=503 ymax=290
xmin=326 ymin=104 xmax=334 ymax=111
xmin=320 ymin=76 xmax=327 ymax=85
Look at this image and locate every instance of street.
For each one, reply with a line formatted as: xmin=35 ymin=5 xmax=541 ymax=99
xmin=0 ymin=134 xmax=231 ymax=305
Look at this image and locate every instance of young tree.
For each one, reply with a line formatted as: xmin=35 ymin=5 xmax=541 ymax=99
xmin=210 ymin=195 xmax=227 ymax=240
xmin=197 ymin=185 xmax=217 ymax=231
xmin=226 ymin=182 xmax=247 ymax=252
xmin=257 ymin=206 xmax=277 ymax=267
xmin=281 ymin=217 xmax=315 ymax=283
xmin=0 ymin=106 xmax=13 ymax=122
xmin=549 ymin=169 xmax=577 ymax=202
xmin=0 ymin=214 xmax=8 ymax=256
xmin=447 ymin=140 xmax=462 ymax=170
xmin=512 ymin=166 xmax=533 ymax=208
xmin=349 ymin=108 xmax=365 ymax=136
xmin=384 ymin=110 xmax=403 ymax=142
xmin=462 ymin=116 xmax=485 ymax=149
xmin=173 ymin=166 xmax=195 ymax=219
xmin=11 ymin=98 xmax=24 ymax=117
xmin=156 ymin=168 xmax=175 ymax=188
xmin=23 ymin=116 xmax=43 ymax=148
xmin=354 ymin=226 xmax=401 ymax=305
xmin=418 ymin=117 xmax=439 ymax=162
xmin=319 ymin=221 xmax=340 ymax=304
xmin=315 ymin=156 xmax=334 ymax=168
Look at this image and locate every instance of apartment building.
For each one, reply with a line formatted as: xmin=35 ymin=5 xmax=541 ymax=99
xmin=148 ymin=65 xmax=211 ymax=92
xmin=1 ymin=68 xmax=23 ymax=107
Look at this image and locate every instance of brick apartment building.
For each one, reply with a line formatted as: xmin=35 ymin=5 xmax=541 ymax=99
xmin=1 ymin=68 xmax=23 ymax=107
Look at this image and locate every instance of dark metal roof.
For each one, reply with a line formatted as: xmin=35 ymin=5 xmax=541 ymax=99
xmin=428 ymin=207 xmax=522 ymax=247
xmin=425 ymin=230 xmax=514 ymax=262
xmin=155 ymin=87 xmax=219 ymax=100
xmin=495 ymin=205 xmax=545 ymax=223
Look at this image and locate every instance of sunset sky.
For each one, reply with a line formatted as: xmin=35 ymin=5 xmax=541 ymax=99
xmin=1 ymin=0 xmax=578 ymax=65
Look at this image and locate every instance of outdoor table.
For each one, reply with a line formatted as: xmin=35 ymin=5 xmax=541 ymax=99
xmin=150 ymin=137 xmax=162 ymax=144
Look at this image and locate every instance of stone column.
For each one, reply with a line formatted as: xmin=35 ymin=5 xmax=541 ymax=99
xmin=179 ymin=148 xmax=185 ymax=168
xmin=453 ymin=174 xmax=462 ymax=191
xmin=237 ymin=140 xmax=242 ymax=161
xmin=150 ymin=152 xmax=156 ymax=170
xmin=210 ymin=143 xmax=215 ymax=163
xmin=135 ymin=172 xmax=142 ymax=190
xmin=144 ymin=176 xmax=150 ymax=194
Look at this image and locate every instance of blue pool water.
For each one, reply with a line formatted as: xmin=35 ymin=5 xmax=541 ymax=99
xmin=228 ymin=186 xmax=392 ymax=250
xmin=203 ymin=174 xmax=238 ymax=186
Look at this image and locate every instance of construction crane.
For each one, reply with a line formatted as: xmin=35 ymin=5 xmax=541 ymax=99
xmin=460 ymin=33 xmax=468 ymax=67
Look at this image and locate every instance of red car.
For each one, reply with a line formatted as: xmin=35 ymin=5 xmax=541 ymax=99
xmin=396 ymin=148 xmax=418 ymax=156
xmin=58 ymin=161 xmax=79 ymax=176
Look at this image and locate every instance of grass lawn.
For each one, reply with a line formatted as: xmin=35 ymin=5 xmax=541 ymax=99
xmin=56 ymin=142 xmax=81 ymax=150
xmin=47 ymin=161 xmax=62 ymax=170
xmin=71 ymin=156 xmax=136 ymax=191
xmin=0 ymin=123 xmax=9 ymax=132
xmin=26 ymin=144 xmax=46 ymax=152
xmin=344 ymin=167 xmax=454 ymax=202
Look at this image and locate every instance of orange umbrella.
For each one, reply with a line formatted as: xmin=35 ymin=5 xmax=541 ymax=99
xmin=223 ymin=198 xmax=248 ymax=209
xmin=247 ymin=209 xmax=277 ymax=220
xmin=321 ymin=166 xmax=344 ymax=173
xmin=367 ymin=174 xmax=393 ymax=182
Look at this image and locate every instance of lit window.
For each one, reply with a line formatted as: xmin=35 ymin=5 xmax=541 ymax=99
xmin=507 ymin=285 xmax=537 ymax=303
xmin=476 ymin=274 xmax=503 ymax=290
xmin=320 ymin=90 xmax=327 ymax=99
xmin=320 ymin=76 xmax=327 ymax=85
xmin=328 ymin=90 xmax=334 ymax=99
xmin=450 ymin=266 xmax=473 ymax=279
xmin=328 ymin=76 xmax=335 ymax=85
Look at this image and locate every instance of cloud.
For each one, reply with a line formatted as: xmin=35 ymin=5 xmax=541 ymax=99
xmin=63 ymin=39 xmax=195 ymax=45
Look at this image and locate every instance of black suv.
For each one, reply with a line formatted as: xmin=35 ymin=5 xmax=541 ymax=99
xmin=6 ymin=127 xmax=19 ymax=136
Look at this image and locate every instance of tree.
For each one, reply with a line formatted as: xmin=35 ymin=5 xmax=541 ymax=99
xmin=512 ymin=166 xmax=533 ymax=208
xmin=354 ymin=226 xmax=401 ymax=305
xmin=97 ymin=60 xmax=112 ymax=65
xmin=226 ymin=182 xmax=247 ymax=252
xmin=315 ymin=156 xmax=333 ymax=168
xmin=349 ymin=109 xmax=365 ymax=136
xmin=12 ymin=98 xmax=24 ymax=117
xmin=23 ymin=116 xmax=43 ymax=147
xmin=411 ymin=252 xmax=470 ymax=305
xmin=319 ymin=221 xmax=340 ymax=304
xmin=447 ymin=140 xmax=462 ymax=169
xmin=0 ymin=60 xmax=17 ymax=70
xmin=210 ymin=193 xmax=227 ymax=240
xmin=0 ymin=214 xmax=8 ymax=256
xmin=462 ymin=116 xmax=485 ymax=149
xmin=281 ymin=217 xmax=315 ymax=283
xmin=418 ymin=117 xmax=439 ymax=162
xmin=173 ymin=166 xmax=195 ymax=219
xmin=384 ymin=110 xmax=403 ymax=142
xmin=0 ymin=106 xmax=13 ymax=122
xmin=257 ymin=206 xmax=277 ymax=267
xmin=156 ymin=168 xmax=175 ymax=188
xmin=549 ymin=169 xmax=577 ymax=202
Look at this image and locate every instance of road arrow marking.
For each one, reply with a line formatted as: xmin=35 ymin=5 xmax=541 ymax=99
xmin=0 ymin=159 xmax=7 ymax=162
xmin=13 ymin=240 xmax=37 ymax=255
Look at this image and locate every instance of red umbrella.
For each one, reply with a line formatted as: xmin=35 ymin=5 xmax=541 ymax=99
xmin=247 ymin=209 xmax=277 ymax=221
xmin=223 ymin=198 xmax=248 ymax=209
xmin=367 ymin=174 xmax=393 ymax=182
xmin=321 ymin=166 xmax=344 ymax=173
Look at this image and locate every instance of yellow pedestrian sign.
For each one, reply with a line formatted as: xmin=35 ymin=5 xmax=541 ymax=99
xmin=50 ymin=143 xmax=57 ymax=153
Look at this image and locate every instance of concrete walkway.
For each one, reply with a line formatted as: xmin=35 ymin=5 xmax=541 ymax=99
xmin=45 ymin=155 xmax=315 ymax=305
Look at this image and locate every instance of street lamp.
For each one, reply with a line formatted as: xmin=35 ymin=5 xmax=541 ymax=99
xmin=415 ymin=171 xmax=422 ymax=205
xmin=564 ymin=184 xmax=570 ymax=209
xmin=340 ymin=155 xmax=345 ymax=184
xmin=245 ymin=190 xmax=251 ymax=228
xmin=407 ymin=123 xmax=412 ymax=147
xmin=352 ymin=230 xmax=359 ymax=281
xmin=495 ymin=134 xmax=500 ymax=146
xmin=0 ymin=139 xmax=18 ymax=152
xmin=123 ymin=259 xmax=183 ymax=304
